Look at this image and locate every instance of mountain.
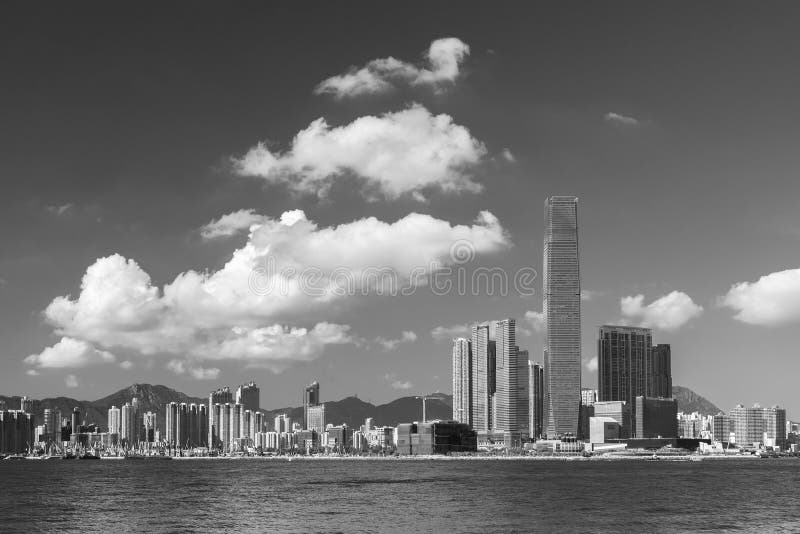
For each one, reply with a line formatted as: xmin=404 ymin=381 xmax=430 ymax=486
xmin=672 ymin=385 xmax=722 ymax=415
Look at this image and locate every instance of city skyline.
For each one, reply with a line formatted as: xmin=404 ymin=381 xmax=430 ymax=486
xmin=4 ymin=3 xmax=800 ymax=419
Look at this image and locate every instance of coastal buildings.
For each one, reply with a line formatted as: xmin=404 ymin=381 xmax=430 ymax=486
xmin=303 ymin=381 xmax=320 ymax=429
xmin=593 ymin=401 xmax=632 ymax=439
xmin=543 ymin=195 xmax=581 ymax=438
xmin=0 ymin=409 xmax=35 ymax=454
xmin=634 ymin=396 xmax=678 ymax=438
xmin=108 ymin=406 xmax=121 ymax=436
xmin=494 ymin=319 xmax=528 ymax=438
xmin=471 ymin=323 xmax=493 ymax=432
xmin=396 ymin=421 xmax=477 ymax=455
xmin=529 ymin=361 xmax=544 ymax=439
xmin=730 ymin=404 xmax=787 ymax=449
xmin=452 ymin=337 xmax=472 ymax=426
xmin=236 ymin=382 xmax=260 ymax=413
xmin=208 ymin=386 xmax=233 ymax=448
xmin=649 ymin=345 xmax=673 ymax=398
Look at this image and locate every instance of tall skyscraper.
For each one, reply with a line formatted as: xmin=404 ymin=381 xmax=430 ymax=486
xmin=494 ymin=319 xmax=528 ymax=435
xmin=471 ymin=323 xmax=494 ymax=432
xmin=452 ymin=337 xmax=472 ymax=425
xmin=649 ymin=344 xmax=673 ymax=398
xmin=143 ymin=411 xmax=157 ymax=443
xmin=165 ymin=402 xmax=178 ymax=445
xmin=303 ymin=381 xmax=320 ymax=429
xmin=307 ymin=405 xmax=326 ymax=433
xmin=108 ymin=406 xmax=121 ymax=435
xmin=208 ymin=387 xmax=233 ymax=448
xmin=543 ymin=195 xmax=581 ymax=438
xmin=236 ymin=381 xmax=260 ymax=413
xmin=597 ymin=325 xmax=652 ymax=405
xmin=529 ymin=361 xmax=544 ymax=439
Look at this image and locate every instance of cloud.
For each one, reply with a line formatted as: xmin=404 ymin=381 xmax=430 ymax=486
xmin=524 ymin=311 xmax=546 ymax=332
xmin=119 ymin=360 xmax=133 ymax=370
xmin=501 ymin=148 xmax=515 ymax=163
xmin=585 ymin=356 xmax=598 ymax=372
xmin=47 ymin=203 xmax=74 ymax=216
xmin=26 ymin=369 xmax=39 ymax=376
xmin=25 ymin=337 xmax=116 ymax=368
xmin=65 ymin=374 xmax=79 ymax=388
xmin=315 ymin=37 xmax=470 ymax=99
xmin=31 ymin=210 xmax=508 ymax=372
xmin=200 ymin=209 xmax=269 ymax=240
xmin=720 ymin=268 xmax=800 ymax=326
xmin=166 ymin=359 xmax=221 ymax=380
xmin=620 ymin=291 xmax=703 ymax=330
xmin=604 ymin=112 xmax=640 ymax=126
xmin=391 ymin=380 xmax=414 ymax=391
xmin=581 ymin=289 xmax=602 ymax=302
xmin=430 ymin=324 xmax=470 ymax=341
xmin=376 ymin=330 xmax=417 ymax=351
xmin=232 ymin=104 xmax=487 ymax=199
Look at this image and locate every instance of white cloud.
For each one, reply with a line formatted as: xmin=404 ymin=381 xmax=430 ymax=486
xmin=166 ymin=359 xmax=221 ymax=380
xmin=430 ymin=324 xmax=470 ymax=341
xmin=604 ymin=112 xmax=640 ymax=126
xmin=65 ymin=374 xmax=79 ymax=388
xmin=31 ymin=210 xmax=507 ymax=372
xmin=376 ymin=330 xmax=417 ymax=351
xmin=720 ymin=268 xmax=800 ymax=326
xmin=524 ymin=311 xmax=546 ymax=332
xmin=200 ymin=209 xmax=269 ymax=240
xmin=315 ymin=37 xmax=470 ymax=99
xmin=620 ymin=291 xmax=703 ymax=331
xmin=25 ymin=337 xmax=115 ymax=368
xmin=119 ymin=360 xmax=133 ymax=370
xmin=391 ymin=380 xmax=414 ymax=391
xmin=232 ymin=104 xmax=487 ymax=199
xmin=501 ymin=148 xmax=515 ymax=163
xmin=47 ymin=203 xmax=74 ymax=216
xmin=26 ymin=369 xmax=39 ymax=376
xmin=585 ymin=356 xmax=598 ymax=372
xmin=581 ymin=289 xmax=602 ymax=302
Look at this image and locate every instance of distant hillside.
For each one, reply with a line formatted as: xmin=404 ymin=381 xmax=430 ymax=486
xmin=673 ymin=385 xmax=722 ymax=415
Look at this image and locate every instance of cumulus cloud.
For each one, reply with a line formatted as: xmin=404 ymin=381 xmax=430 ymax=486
xmin=26 ymin=369 xmax=39 ymax=376
xmin=25 ymin=337 xmax=115 ymax=368
xmin=604 ymin=112 xmax=640 ymax=126
xmin=391 ymin=380 xmax=414 ymax=391
xmin=232 ymin=104 xmax=487 ymax=199
xmin=376 ymin=330 xmax=417 ymax=351
xmin=720 ymin=268 xmax=800 ymax=326
xmin=581 ymin=289 xmax=602 ymax=302
xmin=47 ymin=203 xmax=74 ymax=216
xmin=501 ymin=148 xmax=515 ymax=162
xmin=200 ymin=209 xmax=269 ymax=240
xmin=167 ymin=359 xmax=221 ymax=380
xmin=29 ymin=210 xmax=508 ymax=374
xmin=620 ymin=291 xmax=703 ymax=330
xmin=65 ymin=374 xmax=79 ymax=388
xmin=315 ymin=37 xmax=470 ymax=99
xmin=430 ymin=324 xmax=470 ymax=341
xmin=119 ymin=360 xmax=133 ymax=370
xmin=524 ymin=311 xmax=546 ymax=332
xmin=585 ymin=356 xmax=598 ymax=372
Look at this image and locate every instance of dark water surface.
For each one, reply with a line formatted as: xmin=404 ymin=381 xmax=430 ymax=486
xmin=1 ymin=458 xmax=798 ymax=533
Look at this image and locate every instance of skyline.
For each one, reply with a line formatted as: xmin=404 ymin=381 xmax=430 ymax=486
xmin=4 ymin=3 xmax=800 ymax=417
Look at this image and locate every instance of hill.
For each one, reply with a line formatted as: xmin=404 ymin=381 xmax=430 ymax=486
xmin=672 ymin=385 xmax=722 ymax=415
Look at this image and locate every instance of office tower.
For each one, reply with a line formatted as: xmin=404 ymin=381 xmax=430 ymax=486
xmin=364 ymin=417 xmax=373 ymax=434
xmin=529 ymin=361 xmax=544 ymax=439
xmin=108 ymin=406 xmax=121 ymax=435
xmin=131 ymin=397 xmax=141 ymax=442
xmin=580 ymin=388 xmax=597 ymax=407
xmin=165 ymin=402 xmax=178 ymax=445
xmin=274 ymin=414 xmax=291 ymax=434
xmin=634 ymin=396 xmax=678 ymax=438
xmin=20 ymin=396 xmax=34 ymax=413
xmin=543 ymin=196 xmax=581 ymax=438
xmin=220 ymin=403 xmax=232 ymax=452
xmin=121 ymin=402 xmax=136 ymax=444
xmin=452 ymin=337 xmax=472 ymax=425
xmin=71 ymin=407 xmax=80 ymax=442
xmin=230 ymin=403 xmax=243 ymax=447
xmin=143 ymin=412 xmax=157 ymax=443
xmin=307 ymin=405 xmax=326 ymax=433
xmin=236 ymin=381 xmax=260 ymax=413
xmin=650 ymin=344 xmax=673 ymax=398
xmin=471 ymin=323 xmax=494 ymax=432
xmin=304 ymin=381 xmax=320 ymax=429
xmin=730 ymin=404 xmax=765 ymax=448
xmin=763 ymin=406 xmax=787 ymax=449
xmin=0 ymin=410 xmax=36 ymax=454
xmin=598 ymin=325 xmax=652 ymax=406
xmin=494 ymin=319 xmax=528 ymax=437
xmin=208 ymin=387 xmax=233 ymax=448
xmin=43 ymin=408 xmax=61 ymax=442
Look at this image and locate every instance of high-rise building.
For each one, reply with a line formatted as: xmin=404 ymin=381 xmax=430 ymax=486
xmin=43 ymin=408 xmax=61 ymax=442
xmin=121 ymin=402 xmax=137 ymax=444
xmin=303 ymin=381 xmax=320 ymax=429
xmin=236 ymin=381 xmax=260 ymax=413
xmin=165 ymin=402 xmax=178 ymax=445
xmin=71 ymin=407 xmax=80 ymax=443
xmin=634 ymin=396 xmax=678 ymax=438
xmin=208 ymin=387 xmax=233 ymax=448
xmin=274 ymin=414 xmax=291 ymax=434
xmin=471 ymin=323 xmax=494 ymax=432
xmin=650 ymin=344 xmax=673 ymax=398
xmin=763 ymin=406 xmax=787 ymax=449
xmin=597 ymin=325 xmax=652 ymax=410
xmin=19 ymin=396 xmax=34 ymax=413
xmin=543 ymin=195 xmax=581 ymax=438
xmin=730 ymin=404 xmax=787 ymax=449
xmin=529 ymin=361 xmax=544 ymax=439
xmin=494 ymin=319 xmax=527 ymax=436
xmin=108 ymin=406 xmax=121 ymax=435
xmin=452 ymin=337 xmax=472 ymax=425
xmin=143 ymin=412 xmax=157 ymax=443
xmin=307 ymin=405 xmax=326 ymax=433
xmin=580 ymin=388 xmax=597 ymax=407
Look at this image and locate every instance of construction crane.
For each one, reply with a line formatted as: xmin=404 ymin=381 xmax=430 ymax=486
xmin=414 ymin=396 xmax=435 ymax=423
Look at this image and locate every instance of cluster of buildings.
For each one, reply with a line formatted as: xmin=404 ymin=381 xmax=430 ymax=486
xmin=677 ymin=405 xmax=789 ymax=450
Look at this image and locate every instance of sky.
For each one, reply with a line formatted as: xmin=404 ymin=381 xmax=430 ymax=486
xmin=2 ymin=2 xmax=800 ymax=415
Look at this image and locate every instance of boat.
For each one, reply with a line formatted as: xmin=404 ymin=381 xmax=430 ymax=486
xmin=79 ymin=452 xmax=100 ymax=460
xmin=4 ymin=454 xmax=26 ymax=461
xmin=42 ymin=454 xmax=62 ymax=460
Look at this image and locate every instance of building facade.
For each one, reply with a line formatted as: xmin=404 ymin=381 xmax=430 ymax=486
xmin=529 ymin=361 xmax=544 ymax=439
xmin=452 ymin=337 xmax=472 ymax=426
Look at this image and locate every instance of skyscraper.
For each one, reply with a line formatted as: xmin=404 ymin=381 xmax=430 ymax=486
xmin=236 ymin=381 xmax=260 ymax=413
xmin=529 ymin=361 xmax=544 ymax=439
xmin=650 ymin=344 xmax=673 ymax=398
xmin=208 ymin=387 xmax=233 ymax=448
xmin=307 ymin=405 xmax=326 ymax=433
xmin=452 ymin=337 xmax=472 ymax=425
xmin=303 ymin=381 xmax=320 ymax=429
xmin=543 ymin=195 xmax=581 ymax=438
xmin=471 ymin=323 xmax=494 ymax=432
xmin=108 ymin=406 xmax=121 ymax=435
xmin=494 ymin=319 xmax=528 ymax=436
xmin=597 ymin=325 xmax=652 ymax=406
